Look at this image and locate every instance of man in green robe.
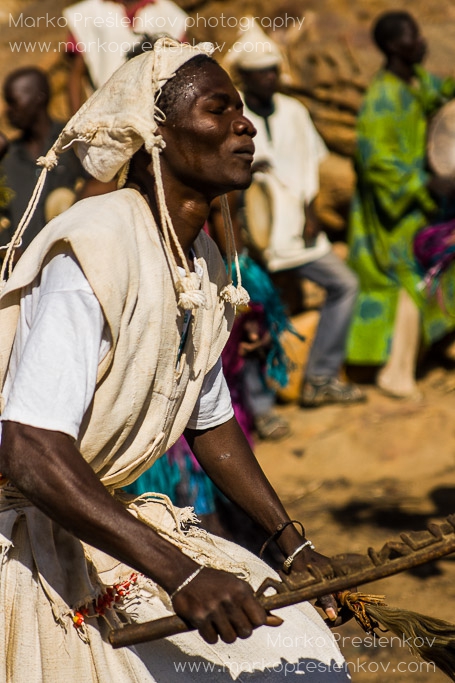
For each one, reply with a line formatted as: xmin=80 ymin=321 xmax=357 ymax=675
xmin=347 ymin=11 xmax=455 ymax=396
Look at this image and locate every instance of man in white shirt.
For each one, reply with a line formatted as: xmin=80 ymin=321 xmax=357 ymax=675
xmin=231 ymin=23 xmax=364 ymax=407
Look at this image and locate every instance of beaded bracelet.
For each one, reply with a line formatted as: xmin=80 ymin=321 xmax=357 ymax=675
xmin=282 ymin=539 xmax=315 ymax=574
xmin=170 ymin=566 xmax=204 ymax=600
xmin=259 ymin=520 xmax=305 ymax=559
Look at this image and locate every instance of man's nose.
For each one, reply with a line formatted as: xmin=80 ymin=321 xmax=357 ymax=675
xmin=233 ymin=116 xmax=256 ymax=138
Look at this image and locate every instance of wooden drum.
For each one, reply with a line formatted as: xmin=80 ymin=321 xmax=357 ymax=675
xmin=428 ymin=100 xmax=455 ymax=178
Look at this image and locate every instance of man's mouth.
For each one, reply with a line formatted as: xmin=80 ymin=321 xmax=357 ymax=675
xmin=234 ymin=145 xmax=255 ymax=162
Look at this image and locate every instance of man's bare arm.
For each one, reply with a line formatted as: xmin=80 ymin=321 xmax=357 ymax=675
xmin=185 ymin=416 xmax=339 ymax=620
xmin=186 ymin=417 xmax=308 ymax=556
xmin=0 ymin=421 xmax=267 ymax=642
xmin=0 ymin=421 xmax=198 ymax=592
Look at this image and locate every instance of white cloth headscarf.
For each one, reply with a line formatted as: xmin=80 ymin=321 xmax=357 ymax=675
xmin=56 ymin=38 xmax=213 ymax=183
xmin=1 ymin=37 xmax=249 ymax=310
xmin=224 ymin=19 xmax=283 ymax=72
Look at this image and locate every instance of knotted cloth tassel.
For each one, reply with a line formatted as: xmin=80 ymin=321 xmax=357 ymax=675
xmin=219 ymin=194 xmax=249 ymax=307
xmin=176 ymin=271 xmax=208 ymax=310
xmin=150 ymin=144 xmax=208 ymax=311
xmin=340 ymin=591 xmax=455 ymax=681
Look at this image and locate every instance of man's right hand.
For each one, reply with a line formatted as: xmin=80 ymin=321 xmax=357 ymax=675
xmin=171 ymin=567 xmax=267 ymax=644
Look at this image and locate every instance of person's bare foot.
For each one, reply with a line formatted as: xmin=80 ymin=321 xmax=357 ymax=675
xmin=376 ymin=371 xmax=423 ymax=400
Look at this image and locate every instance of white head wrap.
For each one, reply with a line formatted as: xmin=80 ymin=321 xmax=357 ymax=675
xmin=56 ymin=38 xmax=215 ymax=183
xmin=225 ymin=19 xmax=283 ymax=72
xmin=1 ymin=37 xmax=249 ymax=309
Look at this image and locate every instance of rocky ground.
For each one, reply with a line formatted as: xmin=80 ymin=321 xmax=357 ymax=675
xmin=255 ymin=360 xmax=455 ymax=682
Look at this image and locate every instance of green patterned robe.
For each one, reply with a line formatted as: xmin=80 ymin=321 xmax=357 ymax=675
xmin=347 ymin=67 xmax=455 ymax=364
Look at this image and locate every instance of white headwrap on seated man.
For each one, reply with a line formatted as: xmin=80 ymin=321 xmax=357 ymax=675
xmin=224 ymin=19 xmax=283 ymax=73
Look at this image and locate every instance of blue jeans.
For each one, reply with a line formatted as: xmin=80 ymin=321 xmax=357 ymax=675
xmin=286 ymin=251 xmax=359 ymax=380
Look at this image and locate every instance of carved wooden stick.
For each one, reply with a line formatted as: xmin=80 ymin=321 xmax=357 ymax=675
xmin=109 ymin=514 xmax=455 ymax=649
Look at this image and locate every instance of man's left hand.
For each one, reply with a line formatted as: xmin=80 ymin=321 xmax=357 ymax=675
xmin=290 ymin=547 xmax=352 ymax=627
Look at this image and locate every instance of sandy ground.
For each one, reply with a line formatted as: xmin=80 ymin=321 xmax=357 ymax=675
xmin=254 ymin=363 xmax=455 ymax=682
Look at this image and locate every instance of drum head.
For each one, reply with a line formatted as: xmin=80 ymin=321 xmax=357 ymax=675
xmin=44 ymin=187 xmax=76 ymax=223
xmin=428 ymin=100 xmax=455 ymax=178
xmin=243 ymin=175 xmax=273 ymax=252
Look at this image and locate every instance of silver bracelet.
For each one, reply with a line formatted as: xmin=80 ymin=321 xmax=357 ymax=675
xmin=282 ymin=539 xmax=315 ymax=573
xmin=170 ymin=566 xmax=204 ymax=600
